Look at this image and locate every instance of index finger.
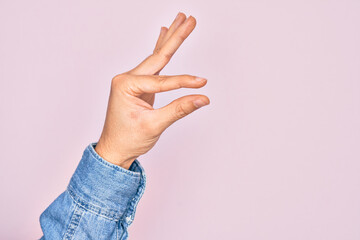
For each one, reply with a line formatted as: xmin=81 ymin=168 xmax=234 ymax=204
xmin=130 ymin=16 xmax=197 ymax=75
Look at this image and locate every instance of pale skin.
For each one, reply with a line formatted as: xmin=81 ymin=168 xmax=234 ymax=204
xmin=95 ymin=12 xmax=210 ymax=169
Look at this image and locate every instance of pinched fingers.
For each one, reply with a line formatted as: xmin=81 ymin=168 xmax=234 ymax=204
xmin=156 ymin=16 xmax=197 ymax=60
xmin=130 ymin=15 xmax=197 ymax=75
xmin=158 ymin=12 xmax=187 ymax=49
xmin=117 ymin=74 xmax=207 ymax=96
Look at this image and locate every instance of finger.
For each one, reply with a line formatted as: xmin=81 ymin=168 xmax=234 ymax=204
xmin=153 ymin=27 xmax=168 ymax=76
xmin=158 ymin=12 xmax=187 ymax=49
xmin=130 ymin=16 xmax=197 ymax=75
xmin=125 ymin=74 xmax=207 ymax=96
xmin=153 ymin=13 xmax=187 ymax=76
xmin=153 ymin=26 xmax=168 ymax=54
xmin=151 ymin=94 xmax=210 ymax=132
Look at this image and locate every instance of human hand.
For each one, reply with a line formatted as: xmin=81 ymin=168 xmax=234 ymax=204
xmin=95 ymin=12 xmax=210 ymax=169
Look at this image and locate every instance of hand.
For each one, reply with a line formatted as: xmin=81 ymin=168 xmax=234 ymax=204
xmin=95 ymin=12 xmax=210 ymax=169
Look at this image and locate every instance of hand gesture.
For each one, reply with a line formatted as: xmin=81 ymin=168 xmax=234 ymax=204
xmin=95 ymin=13 xmax=210 ymax=169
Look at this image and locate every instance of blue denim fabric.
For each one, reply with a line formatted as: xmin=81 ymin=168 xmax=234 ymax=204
xmin=39 ymin=142 xmax=146 ymax=240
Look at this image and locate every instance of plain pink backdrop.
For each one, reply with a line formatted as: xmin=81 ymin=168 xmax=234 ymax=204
xmin=1 ymin=0 xmax=359 ymax=239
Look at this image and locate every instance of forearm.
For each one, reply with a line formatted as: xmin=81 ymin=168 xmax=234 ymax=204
xmin=39 ymin=143 xmax=146 ymax=240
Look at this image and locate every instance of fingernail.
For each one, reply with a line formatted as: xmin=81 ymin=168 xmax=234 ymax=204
xmin=175 ymin=12 xmax=181 ymax=20
xmin=193 ymin=99 xmax=208 ymax=108
xmin=186 ymin=15 xmax=194 ymax=22
xmin=195 ymin=77 xmax=207 ymax=82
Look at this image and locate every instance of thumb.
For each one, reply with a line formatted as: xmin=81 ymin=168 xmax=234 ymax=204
xmin=152 ymin=94 xmax=210 ymax=132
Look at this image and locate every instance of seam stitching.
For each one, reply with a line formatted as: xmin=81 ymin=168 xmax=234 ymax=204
xmin=62 ymin=205 xmax=84 ymax=240
xmin=67 ymin=187 xmax=120 ymax=221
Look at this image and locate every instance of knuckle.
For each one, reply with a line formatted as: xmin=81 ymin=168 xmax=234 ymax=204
xmin=183 ymin=74 xmax=194 ymax=81
xmin=157 ymin=76 xmax=167 ymax=91
xmin=163 ymin=52 xmax=173 ymax=61
xmin=176 ymin=75 xmax=192 ymax=88
xmin=175 ymin=78 xmax=183 ymax=89
xmin=158 ymin=75 xmax=167 ymax=83
xmin=156 ymin=49 xmax=173 ymax=62
xmin=111 ymin=73 xmax=127 ymax=89
xmin=174 ymin=103 xmax=188 ymax=119
xmin=176 ymin=81 xmax=183 ymax=89
xmin=153 ymin=48 xmax=160 ymax=55
xmin=179 ymin=34 xmax=186 ymax=41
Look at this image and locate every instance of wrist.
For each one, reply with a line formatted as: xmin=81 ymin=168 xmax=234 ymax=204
xmin=94 ymin=140 xmax=137 ymax=169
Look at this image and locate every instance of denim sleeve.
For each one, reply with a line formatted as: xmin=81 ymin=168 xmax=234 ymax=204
xmin=39 ymin=142 xmax=146 ymax=240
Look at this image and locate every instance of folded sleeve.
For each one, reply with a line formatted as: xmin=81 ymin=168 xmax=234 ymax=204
xmin=39 ymin=142 xmax=146 ymax=240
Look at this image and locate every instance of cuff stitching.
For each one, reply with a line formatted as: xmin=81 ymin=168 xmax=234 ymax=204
xmin=88 ymin=142 xmax=141 ymax=177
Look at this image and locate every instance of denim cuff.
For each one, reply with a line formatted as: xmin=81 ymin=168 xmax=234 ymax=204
xmin=67 ymin=142 xmax=146 ymax=224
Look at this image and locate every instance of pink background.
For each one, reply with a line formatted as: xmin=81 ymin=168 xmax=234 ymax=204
xmin=1 ymin=0 xmax=360 ymax=239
